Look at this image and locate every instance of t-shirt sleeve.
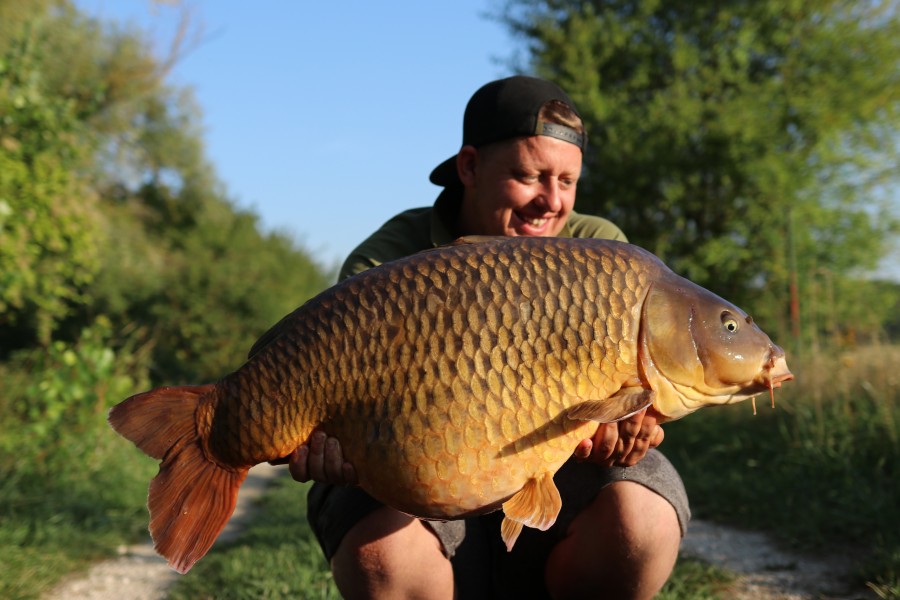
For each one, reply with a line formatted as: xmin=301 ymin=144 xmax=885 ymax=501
xmin=337 ymin=207 xmax=434 ymax=281
xmin=566 ymin=212 xmax=629 ymax=243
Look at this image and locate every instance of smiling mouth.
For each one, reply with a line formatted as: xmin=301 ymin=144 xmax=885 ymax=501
xmin=514 ymin=211 xmax=552 ymax=228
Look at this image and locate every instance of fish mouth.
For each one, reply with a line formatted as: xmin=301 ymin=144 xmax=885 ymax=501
xmin=751 ymin=352 xmax=793 ymax=415
xmin=765 ymin=354 xmax=794 ymax=387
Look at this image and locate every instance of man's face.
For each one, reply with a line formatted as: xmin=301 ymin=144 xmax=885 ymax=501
xmin=457 ymin=135 xmax=581 ymax=237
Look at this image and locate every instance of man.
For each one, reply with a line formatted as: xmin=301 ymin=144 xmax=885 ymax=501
xmin=289 ymin=76 xmax=690 ymax=599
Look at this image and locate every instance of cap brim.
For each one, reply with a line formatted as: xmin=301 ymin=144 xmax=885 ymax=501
xmin=429 ymin=155 xmax=460 ymax=187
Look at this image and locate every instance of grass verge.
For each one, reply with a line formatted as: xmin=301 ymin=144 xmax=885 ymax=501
xmin=663 ymin=344 xmax=900 ymax=596
xmin=0 ymin=324 xmax=155 ymax=600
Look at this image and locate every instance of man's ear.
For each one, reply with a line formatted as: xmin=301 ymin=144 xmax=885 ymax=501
xmin=456 ymin=146 xmax=479 ymax=186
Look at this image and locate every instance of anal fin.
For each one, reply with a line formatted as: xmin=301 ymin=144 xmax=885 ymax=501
xmin=500 ymin=472 xmax=562 ymax=551
xmin=566 ymin=387 xmax=654 ymax=423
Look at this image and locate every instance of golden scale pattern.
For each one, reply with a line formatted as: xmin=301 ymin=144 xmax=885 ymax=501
xmin=208 ymin=238 xmax=663 ymax=517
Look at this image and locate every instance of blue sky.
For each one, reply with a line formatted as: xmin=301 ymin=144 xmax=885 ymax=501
xmin=70 ymin=1 xmax=900 ymax=281
xmin=75 ymin=0 xmax=519 ymax=268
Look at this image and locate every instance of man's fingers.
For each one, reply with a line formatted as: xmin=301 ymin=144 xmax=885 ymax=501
xmin=650 ymin=425 xmax=664 ymax=448
xmin=287 ymin=431 xmax=357 ymax=485
xmin=305 ymin=430 xmax=327 ymax=481
xmin=616 ymin=416 xmax=664 ymax=466
xmin=573 ymin=438 xmax=593 ymax=461
xmin=593 ymin=423 xmax=618 ymax=460
xmin=614 ymin=412 xmax=643 ymax=459
xmin=288 ymin=446 xmax=310 ymax=482
xmin=323 ymin=437 xmax=345 ymax=482
xmin=342 ymin=461 xmax=359 ymax=485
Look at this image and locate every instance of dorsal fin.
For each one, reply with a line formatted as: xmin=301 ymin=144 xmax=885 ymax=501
xmin=247 ymin=305 xmax=306 ymax=359
xmin=448 ymin=235 xmax=509 ymax=246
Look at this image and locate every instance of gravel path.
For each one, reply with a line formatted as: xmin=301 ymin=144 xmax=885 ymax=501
xmin=680 ymin=520 xmax=876 ymax=599
xmin=46 ymin=469 xmax=876 ymax=600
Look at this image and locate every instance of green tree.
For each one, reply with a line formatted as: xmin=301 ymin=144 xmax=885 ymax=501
xmin=0 ymin=1 xmax=331 ymax=381
xmin=0 ymin=11 xmax=102 ymax=348
xmin=499 ymin=0 xmax=900 ymax=343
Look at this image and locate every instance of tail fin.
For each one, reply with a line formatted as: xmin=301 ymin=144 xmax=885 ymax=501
xmin=109 ymin=385 xmax=249 ymax=574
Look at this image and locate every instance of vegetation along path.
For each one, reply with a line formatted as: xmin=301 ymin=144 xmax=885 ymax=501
xmin=46 ymin=464 xmax=875 ymax=600
xmin=44 ymin=464 xmax=282 ymax=600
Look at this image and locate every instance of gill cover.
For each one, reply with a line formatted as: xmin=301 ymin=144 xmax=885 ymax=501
xmin=640 ymin=276 xmax=780 ymax=420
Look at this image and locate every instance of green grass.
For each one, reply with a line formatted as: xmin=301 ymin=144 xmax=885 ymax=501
xmin=167 ymin=478 xmax=339 ymax=600
xmin=657 ymin=558 xmax=736 ymax=599
xmin=0 ymin=325 xmax=156 ymax=599
xmin=0 ymin=428 xmax=156 ymax=599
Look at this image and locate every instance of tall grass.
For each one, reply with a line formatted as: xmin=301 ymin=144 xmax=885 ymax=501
xmin=664 ymin=343 xmax=900 ymax=596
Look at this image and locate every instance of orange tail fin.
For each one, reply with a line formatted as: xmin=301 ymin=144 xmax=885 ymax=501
xmin=108 ymin=385 xmax=249 ymax=574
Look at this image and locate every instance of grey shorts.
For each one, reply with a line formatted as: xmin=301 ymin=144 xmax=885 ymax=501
xmin=307 ymin=450 xmax=689 ymax=598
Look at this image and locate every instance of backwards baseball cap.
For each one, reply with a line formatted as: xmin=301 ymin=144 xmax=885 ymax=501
xmin=429 ymin=75 xmax=586 ymax=187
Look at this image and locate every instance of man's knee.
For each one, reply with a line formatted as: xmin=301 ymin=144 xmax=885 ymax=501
xmin=545 ymin=482 xmax=681 ymax=599
xmin=331 ymin=507 xmax=453 ymax=600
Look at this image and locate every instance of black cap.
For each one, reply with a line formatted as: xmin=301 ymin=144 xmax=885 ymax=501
xmin=429 ymin=76 xmax=586 ymax=187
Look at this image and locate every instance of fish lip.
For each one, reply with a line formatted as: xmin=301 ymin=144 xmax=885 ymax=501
xmin=764 ymin=352 xmax=794 ymax=387
xmin=769 ymin=372 xmax=794 ymax=386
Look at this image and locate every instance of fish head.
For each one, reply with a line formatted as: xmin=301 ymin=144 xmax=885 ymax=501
xmin=638 ymin=275 xmax=793 ymax=420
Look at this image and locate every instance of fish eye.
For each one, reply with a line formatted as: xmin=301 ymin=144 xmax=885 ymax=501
xmin=721 ymin=312 xmax=739 ymax=333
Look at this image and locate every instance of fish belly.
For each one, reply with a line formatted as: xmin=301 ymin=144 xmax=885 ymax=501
xmin=324 ymin=392 xmax=602 ymax=519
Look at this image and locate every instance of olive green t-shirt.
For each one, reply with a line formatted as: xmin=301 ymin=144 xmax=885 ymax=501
xmin=339 ymin=188 xmax=627 ymax=281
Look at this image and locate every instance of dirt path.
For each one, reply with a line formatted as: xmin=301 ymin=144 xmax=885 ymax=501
xmin=47 ymin=470 xmax=876 ymax=599
xmin=680 ymin=520 xmax=876 ymax=599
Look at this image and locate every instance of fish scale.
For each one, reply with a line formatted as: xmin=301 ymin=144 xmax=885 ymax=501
xmin=109 ymin=236 xmax=792 ymax=573
xmin=207 ymin=238 xmax=652 ymax=516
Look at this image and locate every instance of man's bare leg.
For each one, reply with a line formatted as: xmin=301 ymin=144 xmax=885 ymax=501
xmin=544 ymin=481 xmax=681 ymax=600
xmin=331 ymin=506 xmax=454 ymax=600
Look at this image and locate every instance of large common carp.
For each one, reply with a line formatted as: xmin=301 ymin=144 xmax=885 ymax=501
xmin=109 ymin=236 xmax=792 ymax=573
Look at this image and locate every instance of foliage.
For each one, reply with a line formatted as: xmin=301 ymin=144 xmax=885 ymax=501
xmin=663 ymin=343 xmax=900 ymax=593
xmin=0 ymin=320 xmax=155 ymax=599
xmin=0 ymin=10 xmax=102 ymax=347
xmin=0 ymin=1 xmax=331 ymax=381
xmin=0 ymin=2 xmax=332 ymax=595
xmin=113 ymin=185 xmax=331 ymax=383
xmin=498 ymin=0 xmax=900 ymax=343
xmin=657 ymin=558 xmax=736 ymax=600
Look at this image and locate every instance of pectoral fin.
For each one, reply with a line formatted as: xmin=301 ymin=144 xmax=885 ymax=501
xmin=566 ymin=387 xmax=654 ymax=422
xmin=500 ymin=472 xmax=562 ymax=551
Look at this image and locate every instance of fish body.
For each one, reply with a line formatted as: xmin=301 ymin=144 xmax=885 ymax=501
xmin=109 ymin=237 xmax=792 ymax=573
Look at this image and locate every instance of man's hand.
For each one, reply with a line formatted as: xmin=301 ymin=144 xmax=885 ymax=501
xmin=287 ymin=431 xmax=359 ymax=485
xmin=573 ymin=406 xmax=665 ymax=467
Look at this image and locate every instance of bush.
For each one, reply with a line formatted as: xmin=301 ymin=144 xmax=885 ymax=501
xmin=0 ymin=319 xmax=157 ymax=599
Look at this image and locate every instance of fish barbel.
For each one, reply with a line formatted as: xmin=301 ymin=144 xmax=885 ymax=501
xmin=109 ymin=236 xmax=792 ymax=573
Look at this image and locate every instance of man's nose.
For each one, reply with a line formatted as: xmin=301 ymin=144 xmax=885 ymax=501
xmin=537 ymin=179 xmax=563 ymax=212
